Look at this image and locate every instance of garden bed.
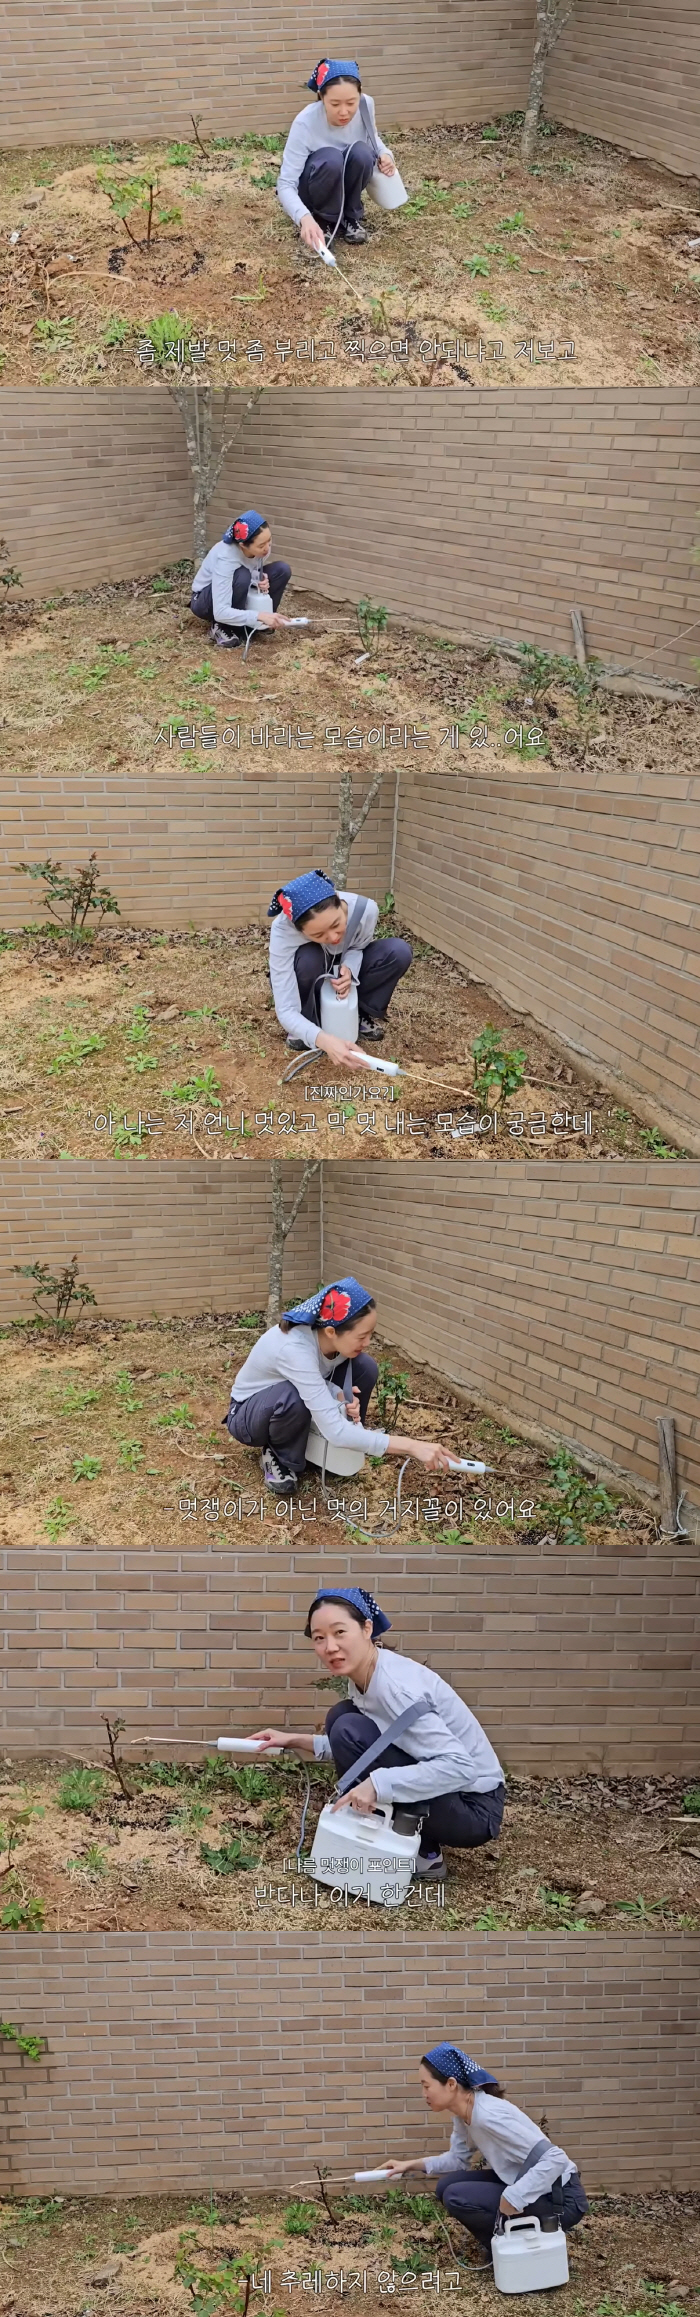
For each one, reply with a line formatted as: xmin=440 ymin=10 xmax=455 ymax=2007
xmin=0 ymin=2183 xmax=699 ymax=2317
xmin=1 ymin=586 xmax=694 ymax=1164
xmin=1 ymin=118 xmax=699 ymax=388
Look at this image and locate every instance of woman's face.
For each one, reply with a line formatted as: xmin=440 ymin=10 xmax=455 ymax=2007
xmin=419 ymin=2066 xmax=472 ymax=2118
xmin=243 ymin=527 xmax=271 ymax=561
xmin=322 ymin=80 xmax=361 ymax=127
xmin=316 ymin=1309 xmax=377 ymax=1359
xmin=301 ymin=899 xmax=348 ymax=946
xmin=309 ymin=1603 xmax=374 ymax=1676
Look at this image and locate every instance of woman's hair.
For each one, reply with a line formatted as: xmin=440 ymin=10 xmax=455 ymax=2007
xmin=305 ymin=1596 xmax=370 ymax=1637
xmin=420 ymin=2057 xmax=506 ymax=2098
xmin=316 ymin=75 xmax=361 ymax=97
xmin=295 ymin=892 xmax=340 ymax=931
xmin=279 ymin=1297 xmax=375 ymax=1337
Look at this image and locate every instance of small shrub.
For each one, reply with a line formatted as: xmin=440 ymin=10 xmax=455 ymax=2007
xmin=15 ymin=851 xmax=119 ymax=939
xmin=1 ymin=1896 xmax=45 ymax=1930
xmin=97 ymin=170 xmax=181 ymax=248
xmin=58 ymin=1766 xmax=107 ymax=1811
xmin=471 ymin=1023 xmax=526 ymax=1108
xmin=13 ymin=1254 xmax=96 ymax=1337
xmin=356 ymin=598 xmax=388 ymax=651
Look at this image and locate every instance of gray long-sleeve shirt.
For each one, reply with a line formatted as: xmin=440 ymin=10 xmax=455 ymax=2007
xmin=192 ymin=537 xmax=272 ymax=629
xmin=313 ymin=1650 xmax=504 ymax=1804
xmin=424 ymin=2092 xmax=575 ymax=2213
xmin=269 ymin=892 xmax=378 ymax=1050
xmin=276 ymin=94 xmax=389 ymax=228
xmin=229 ymin=1320 xmax=390 ymax=1457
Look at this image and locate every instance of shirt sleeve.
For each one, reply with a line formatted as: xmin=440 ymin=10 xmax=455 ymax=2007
xmin=269 ymin=923 xmax=320 ymax=1050
xmin=369 ymin=1675 xmax=479 ymax=1804
xmin=277 ymin=115 xmax=312 ymax=226
xmin=425 ymin=2121 xmax=474 ymax=2176
xmin=278 ymin=1334 xmax=390 ymax=1457
xmin=343 ymin=896 xmax=379 ymax=983
xmin=505 ymin=2144 xmax=572 ymax=2212
xmin=313 ymin=1733 xmax=333 ymax=1760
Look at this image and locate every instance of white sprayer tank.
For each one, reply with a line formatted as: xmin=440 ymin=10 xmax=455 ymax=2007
xmin=491 ymin=2218 xmax=569 ymax=2295
xmin=308 ymin=1800 xmax=421 ymax=1906
xmin=319 ymin=975 xmax=359 ymax=1045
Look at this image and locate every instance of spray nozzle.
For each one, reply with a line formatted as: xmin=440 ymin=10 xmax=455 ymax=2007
xmin=446 ymin=1458 xmax=494 ymax=1475
xmin=347 ymin=1046 xmax=404 ymax=1077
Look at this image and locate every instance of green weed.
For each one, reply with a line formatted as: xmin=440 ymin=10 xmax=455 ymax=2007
xmin=200 ymin=1836 xmax=260 ymax=1874
xmin=47 ymin=1028 xmax=105 ymax=1074
xmin=43 ymin=1496 xmax=74 ymax=1540
xmin=472 ymin=1023 xmax=527 ymax=1107
xmin=58 ymin=1766 xmax=107 ymax=1811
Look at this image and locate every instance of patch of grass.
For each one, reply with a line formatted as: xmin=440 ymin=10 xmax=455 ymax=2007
xmin=57 ymin=1766 xmax=107 ymax=1811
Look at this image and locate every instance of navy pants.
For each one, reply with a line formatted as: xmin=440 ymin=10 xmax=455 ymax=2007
xmin=298 ymin=142 xmax=375 ymax=233
xmin=226 ymin=1351 xmax=379 ymax=1477
xmin=435 ymin=2167 xmax=588 ymax=2249
xmin=325 ymin=1700 xmax=506 ymax=1853
xmin=295 ymin=937 xmax=412 ymax=1027
xmin=190 ymin=559 xmax=291 ymax=630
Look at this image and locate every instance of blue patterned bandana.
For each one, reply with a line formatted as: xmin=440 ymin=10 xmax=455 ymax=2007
xmin=223 ymin=510 xmax=268 ymax=546
xmin=268 ymin=871 xmax=338 ymax=925
xmin=423 ymin=2046 xmax=498 ymax=2090
xmin=282 ymin=1276 xmax=372 ymax=1327
xmin=307 ymin=58 xmax=361 ymax=92
xmin=310 ymin=1587 xmax=391 ymax=1638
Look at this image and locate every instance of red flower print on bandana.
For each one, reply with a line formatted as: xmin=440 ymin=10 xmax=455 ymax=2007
xmin=279 ymin=892 xmax=294 ymax=920
xmin=233 ymin=519 xmax=249 ymax=541
xmin=319 ymin=1287 xmax=352 ymax=1324
xmin=316 ymin=60 xmax=330 ymax=86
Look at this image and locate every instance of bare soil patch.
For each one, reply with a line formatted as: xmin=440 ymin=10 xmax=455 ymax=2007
xmin=0 ymin=2187 xmax=698 ymax=2317
xmin=1 ymin=120 xmax=699 ymax=388
xmin=2 ymin=585 xmax=694 ymax=1164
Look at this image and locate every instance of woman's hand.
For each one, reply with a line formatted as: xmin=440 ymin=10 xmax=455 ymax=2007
xmin=256 ymin=610 xmax=288 ymax=630
xmin=332 ymin=1776 xmax=377 ymax=1814
xmin=300 ymin=214 xmax=327 ymax=252
xmin=328 ymin=964 xmax=353 ymax=998
xmin=499 ymin=2198 xmax=518 ymax=2217
xmin=315 ymin=1030 xmax=360 ymax=1068
xmin=258 ymin=573 xmax=270 ymax=593
xmin=378 ymin=154 xmax=396 ymax=175
xmin=248 ymin=1727 xmax=294 ymax=1750
xmin=387 ymin=1440 xmax=458 ymax=1471
xmin=346 ymin=1389 xmax=362 ymax=1425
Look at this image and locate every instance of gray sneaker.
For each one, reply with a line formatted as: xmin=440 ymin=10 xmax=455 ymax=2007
xmin=211 ymin=622 xmax=243 ymax=649
xmin=260 ymin=1448 xmax=296 ymax=1494
xmin=414 ymin=1847 xmax=446 ymax=1882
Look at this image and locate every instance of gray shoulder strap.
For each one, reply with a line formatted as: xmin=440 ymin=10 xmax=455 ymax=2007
xmin=340 ymin=894 xmax=369 ymax=954
xmin=359 ymin=95 xmax=380 ymax=158
xmin=336 ymin=1694 xmax=434 ymax=1795
xmin=511 ymin=2136 xmax=555 ymax=2182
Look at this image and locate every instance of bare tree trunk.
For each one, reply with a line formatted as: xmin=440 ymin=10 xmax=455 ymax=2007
xmin=330 ymin=764 xmax=385 ymax=889
xmin=656 ymin=1415 xmax=689 ymax=1539
xmin=266 ymin=1156 xmax=321 ymax=1326
xmin=164 ymin=378 xmax=263 ymax=567
xmin=521 ymin=0 xmax=576 ymax=165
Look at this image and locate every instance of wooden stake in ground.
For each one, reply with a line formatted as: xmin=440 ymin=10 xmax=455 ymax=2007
xmin=656 ymin=1415 xmax=689 ymax=1539
xmin=267 ymin=1157 xmax=321 ymax=1325
xmin=521 ymin=1 xmax=578 ymax=165
xmin=570 ymin=606 xmax=587 ymax=669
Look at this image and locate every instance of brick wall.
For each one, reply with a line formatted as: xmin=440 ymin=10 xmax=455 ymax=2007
xmin=0 ymin=1163 xmax=320 ymax=1317
xmin=3 ymin=1532 xmax=698 ymax=1767
xmin=2 ymin=2 xmax=697 ymax=174
xmin=320 ymin=1164 xmax=700 ymax=1507
xmin=2 ymin=1163 xmax=698 ymax=1509
xmin=3 ymin=391 xmax=700 ymax=681
xmin=0 ymin=2 xmax=538 ymax=150
xmin=546 ymin=0 xmax=700 ymax=180
xmin=1 ymin=1935 xmax=697 ymax=2192
xmin=393 ymin=759 xmax=700 ymax=1140
xmin=0 ymin=758 xmax=395 ymax=929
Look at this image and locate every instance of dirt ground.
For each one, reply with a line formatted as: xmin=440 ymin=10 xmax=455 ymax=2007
xmin=2 ymin=583 xmax=694 ymax=1163
xmin=0 ymin=2187 xmax=698 ymax=2317
xmin=2 ymin=1315 xmax=697 ymax=1939
xmin=1 ymin=118 xmax=699 ymax=388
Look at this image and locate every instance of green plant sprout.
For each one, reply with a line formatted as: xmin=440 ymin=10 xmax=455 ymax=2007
xmin=375 ymin=1359 xmax=410 ymax=1429
xmin=97 ymin=170 xmax=181 ymax=249
xmin=119 ymin=1438 xmax=144 ymax=1469
xmin=142 ymin=311 xmax=194 ymax=362
xmin=12 ymin=1254 xmax=97 ymax=1337
xmin=60 ymin=1380 xmax=100 ymax=1412
xmin=0 ymin=2019 xmax=46 ymax=2061
xmin=200 ymin=1836 xmax=260 ymax=1875
xmin=471 ymin=1023 xmax=527 ymax=1108
xmin=165 ymin=1069 xmax=221 ymax=1103
xmin=115 ymin=1368 xmax=142 ymax=1411
xmin=47 ymin=1027 xmax=105 ymax=1074
xmin=156 ymin=1402 xmax=195 ymax=1429
xmin=545 ymin=1448 xmax=617 ymax=1548
xmin=356 ymin=598 xmax=389 ymax=651
xmin=14 ymin=851 xmax=120 ymax=940
xmin=0 ymin=539 xmax=22 ymax=603
xmin=72 ymin=1455 xmax=102 ymax=1482
xmin=43 ymin=1496 xmax=74 ymax=1540
xmin=1 ymin=1895 xmax=45 ymax=1931
xmin=34 ymin=315 xmax=74 ymax=348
